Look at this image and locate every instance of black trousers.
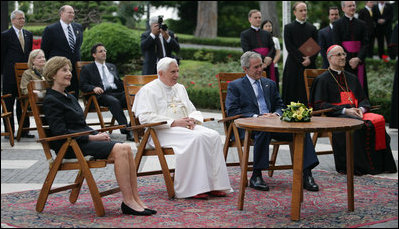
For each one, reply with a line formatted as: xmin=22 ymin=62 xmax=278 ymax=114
xmin=96 ymin=90 xmax=128 ymax=132
xmin=2 ymin=83 xmax=29 ymax=133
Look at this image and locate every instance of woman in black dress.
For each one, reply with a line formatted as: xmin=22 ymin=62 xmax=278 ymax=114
xmin=42 ymin=56 xmax=156 ymax=216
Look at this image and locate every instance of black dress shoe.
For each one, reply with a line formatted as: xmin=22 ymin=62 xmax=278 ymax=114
xmin=121 ymin=202 xmax=152 ymax=216
xmin=303 ymin=175 xmax=319 ymax=191
xmin=145 ymin=208 xmax=157 ymax=214
xmin=125 ymin=131 xmax=134 ymax=141
xmin=249 ymin=175 xmax=269 ymax=191
xmin=21 ymin=133 xmax=35 ymax=138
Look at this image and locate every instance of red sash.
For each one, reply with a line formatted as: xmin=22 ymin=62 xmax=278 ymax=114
xmin=342 ymin=41 xmax=366 ymax=89
xmin=332 ymin=91 xmax=386 ymax=150
xmin=253 ymin=47 xmax=276 ymax=82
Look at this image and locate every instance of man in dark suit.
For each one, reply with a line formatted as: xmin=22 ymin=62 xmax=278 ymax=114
xmin=358 ymin=1 xmax=376 ymax=58
xmin=225 ymin=51 xmax=319 ymax=192
xmin=319 ymin=6 xmax=340 ymax=68
xmin=1 ymin=10 xmax=33 ymax=138
xmin=41 ymin=5 xmax=83 ymax=98
xmin=141 ymin=16 xmax=180 ymax=75
xmin=79 ymin=43 xmax=134 ymax=141
xmin=373 ymin=1 xmax=393 ymax=59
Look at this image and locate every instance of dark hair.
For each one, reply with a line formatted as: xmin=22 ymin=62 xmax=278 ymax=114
xmin=328 ymin=6 xmax=339 ymax=15
xmin=90 ymin=43 xmax=105 ymax=55
xmin=261 ymin=20 xmax=273 ymax=35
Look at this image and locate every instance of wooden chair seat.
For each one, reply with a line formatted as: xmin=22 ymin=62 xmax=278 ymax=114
xmin=217 ymin=72 xmax=294 ymax=178
xmin=1 ymin=94 xmax=15 ymax=147
xmin=28 ymin=80 xmax=123 ymax=217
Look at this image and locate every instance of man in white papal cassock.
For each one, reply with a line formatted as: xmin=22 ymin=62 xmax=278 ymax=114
xmin=132 ymin=57 xmax=232 ymax=199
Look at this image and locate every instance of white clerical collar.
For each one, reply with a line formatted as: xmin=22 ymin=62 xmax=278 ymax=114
xmin=344 ymin=14 xmax=354 ymax=21
xmin=295 ymin=19 xmax=306 ymax=24
xmin=251 ymin=25 xmax=260 ymax=31
xmin=330 ymin=67 xmax=342 ymax=75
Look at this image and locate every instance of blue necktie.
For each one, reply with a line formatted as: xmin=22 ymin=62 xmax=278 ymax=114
xmin=255 ymin=80 xmax=269 ymax=114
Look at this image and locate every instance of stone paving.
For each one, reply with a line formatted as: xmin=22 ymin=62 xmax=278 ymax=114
xmin=1 ymin=108 xmax=397 ymax=228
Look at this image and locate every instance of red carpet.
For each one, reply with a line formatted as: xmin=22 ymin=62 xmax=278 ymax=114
xmin=1 ymin=167 xmax=397 ymax=228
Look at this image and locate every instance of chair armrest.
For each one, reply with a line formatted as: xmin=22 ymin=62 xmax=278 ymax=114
xmin=370 ymin=105 xmax=381 ymax=111
xmin=81 ymin=91 xmax=96 ymax=96
xmin=126 ymin=121 xmax=168 ymax=131
xmin=203 ymin=118 xmax=215 ymax=122
xmin=312 ymin=108 xmax=334 ymax=116
xmin=217 ymin=114 xmax=243 ymax=123
xmin=37 ymin=125 xmax=126 ymax=143
xmin=1 ymin=94 xmax=12 ymax=99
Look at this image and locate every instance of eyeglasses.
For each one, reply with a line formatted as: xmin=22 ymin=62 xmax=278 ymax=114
xmin=97 ymin=49 xmax=107 ymax=53
xmin=331 ymin=52 xmax=347 ymax=57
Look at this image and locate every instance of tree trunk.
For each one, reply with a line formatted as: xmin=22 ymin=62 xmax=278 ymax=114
xmin=259 ymin=1 xmax=280 ymax=37
xmin=194 ymin=1 xmax=217 ymax=38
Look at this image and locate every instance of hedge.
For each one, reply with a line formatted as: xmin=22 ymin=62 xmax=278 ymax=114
xmin=179 ymin=48 xmax=243 ymax=64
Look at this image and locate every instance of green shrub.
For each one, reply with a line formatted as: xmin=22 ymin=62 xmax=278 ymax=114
xmin=187 ymin=87 xmax=220 ymax=110
xmin=81 ymin=22 xmax=142 ymax=76
xmin=179 ymin=48 xmax=243 ymax=64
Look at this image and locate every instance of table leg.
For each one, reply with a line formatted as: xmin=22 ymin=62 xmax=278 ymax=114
xmin=291 ymin=133 xmax=305 ymax=221
xmin=346 ymin=130 xmax=355 ymax=211
xmin=238 ymin=129 xmax=251 ymax=210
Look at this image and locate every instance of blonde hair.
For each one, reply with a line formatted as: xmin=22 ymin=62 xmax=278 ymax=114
xmin=27 ymin=49 xmax=45 ymax=69
xmin=43 ymin=56 xmax=72 ymax=86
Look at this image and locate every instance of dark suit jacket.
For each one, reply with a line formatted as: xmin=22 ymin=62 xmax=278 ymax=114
xmin=79 ymin=62 xmax=123 ymax=93
xmin=40 ymin=21 xmax=83 ymax=62
xmin=318 ymin=25 xmax=333 ymax=69
xmin=140 ymin=30 xmax=180 ymax=75
xmin=358 ymin=7 xmax=376 ymax=34
xmin=240 ymin=28 xmax=276 ymax=60
xmin=1 ymin=27 xmax=32 ymax=86
xmin=225 ymin=76 xmax=284 ymax=118
xmin=372 ymin=3 xmax=393 ymax=33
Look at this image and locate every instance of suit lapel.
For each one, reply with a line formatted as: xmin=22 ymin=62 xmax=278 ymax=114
xmin=56 ymin=22 xmax=71 ymax=51
xmin=242 ymin=77 xmax=258 ymax=106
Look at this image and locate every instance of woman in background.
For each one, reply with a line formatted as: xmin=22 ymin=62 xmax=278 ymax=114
xmin=261 ymin=19 xmax=281 ymax=90
xmin=20 ymin=49 xmax=46 ymax=95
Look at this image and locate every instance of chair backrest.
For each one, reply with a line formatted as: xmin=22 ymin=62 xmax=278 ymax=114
xmin=27 ymin=80 xmax=52 ymax=161
xmin=216 ymin=72 xmax=267 ymax=134
xmin=75 ymin=61 xmax=92 ymax=82
xmin=123 ymin=74 xmax=158 ymax=143
xmin=303 ymin=69 xmax=327 ymax=102
xmin=14 ymin=62 xmax=29 ymax=98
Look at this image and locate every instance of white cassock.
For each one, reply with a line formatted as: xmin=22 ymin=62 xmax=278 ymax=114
xmin=132 ymin=78 xmax=232 ymax=198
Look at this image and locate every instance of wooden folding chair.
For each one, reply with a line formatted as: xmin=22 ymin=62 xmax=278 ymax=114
xmin=217 ymin=72 xmax=294 ymax=177
xmin=28 ymin=80 xmax=122 ymax=217
xmin=123 ymin=74 xmax=214 ymax=199
xmin=1 ymin=94 xmax=15 ymax=147
xmin=14 ymin=62 xmax=35 ymax=141
xmin=304 ymin=68 xmax=334 ymax=155
xmin=75 ymin=61 xmax=116 ymax=132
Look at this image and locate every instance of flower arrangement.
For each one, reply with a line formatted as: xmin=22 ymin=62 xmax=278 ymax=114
xmin=281 ymin=102 xmax=313 ymax=122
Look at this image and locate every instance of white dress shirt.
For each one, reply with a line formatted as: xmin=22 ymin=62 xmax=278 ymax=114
xmin=95 ymin=61 xmax=117 ymax=90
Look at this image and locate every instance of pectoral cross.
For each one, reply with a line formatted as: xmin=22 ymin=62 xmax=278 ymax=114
xmin=348 ymin=97 xmax=353 ymax=104
xmin=170 ymin=103 xmax=177 ymax=113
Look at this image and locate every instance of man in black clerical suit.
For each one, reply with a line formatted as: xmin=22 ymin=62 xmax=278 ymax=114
xmin=373 ymin=1 xmax=393 ymax=59
xmin=333 ymin=1 xmax=369 ymax=98
xmin=358 ymin=1 xmax=376 ymax=58
xmin=225 ymin=51 xmax=320 ymax=192
xmin=141 ymin=16 xmax=180 ymax=75
xmin=41 ymin=5 xmax=83 ymax=98
xmin=1 ymin=10 xmax=33 ymax=138
xmin=79 ymin=43 xmax=134 ymax=141
xmin=310 ymin=45 xmax=397 ymax=175
xmin=319 ymin=6 xmax=340 ymax=68
xmin=282 ymin=2 xmax=318 ymax=106
xmin=240 ymin=9 xmax=275 ymax=79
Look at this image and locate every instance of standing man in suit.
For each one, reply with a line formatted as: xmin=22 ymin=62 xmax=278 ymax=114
xmin=140 ymin=16 xmax=180 ymax=75
xmin=1 ymin=10 xmax=33 ymax=138
xmin=41 ymin=5 xmax=83 ymax=98
xmin=225 ymin=51 xmax=320 ymax=192
xmin=358 ymin=1 xmax=376 ymax=58
xmin=319 ymin=6 xmax=340 ymax=69
xmin=79 ymin=43 xmax=134 ymax=141
xmin=373 ymin=1 xmax=393 ymax=59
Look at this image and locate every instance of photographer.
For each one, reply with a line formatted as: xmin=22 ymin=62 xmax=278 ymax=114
xmin=140 ymin=16 xmax=180 ymax=75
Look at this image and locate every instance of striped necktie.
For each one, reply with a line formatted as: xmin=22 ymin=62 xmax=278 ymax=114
xmin=67 ymin=25 xmax=75 ymax=52
xmin=254 ymin=80 xmax=269 ymax=114
xmin=102 ymin=65 xmax=111 ymax=90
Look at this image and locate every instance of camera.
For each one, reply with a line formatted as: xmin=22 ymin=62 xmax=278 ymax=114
xmin=158 ymin=15 xmax=168 ymax=31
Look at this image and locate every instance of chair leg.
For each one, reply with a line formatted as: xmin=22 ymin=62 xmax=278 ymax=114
xmin=71 ymin=140 xmax=105 ymax=217
xmin=16 ymin=100 xmax=29 ymax=141
xmin=150 ymin=129 xmax=175 ymax=199
xmin=223 ymin=124 xmax=233 ymax=162
xmin=268 ymin=144 xmax=280 ymax=177
xmin=4 ymin=115 xmax=14 ymax=147
xmin=109 ymin=117 xmax=116 ymax=134
xmin=69 ymin=170 xmax=84 ymax=204
xmin=312 ymin=132 xmax=319 ymax=147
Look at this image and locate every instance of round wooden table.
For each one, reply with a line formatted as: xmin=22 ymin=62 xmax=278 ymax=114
xmin=234 ymin=116 xmax=364 ymax=221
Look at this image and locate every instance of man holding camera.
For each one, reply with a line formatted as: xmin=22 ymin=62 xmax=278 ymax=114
xmin=141 ymin=16 xmax=180 ymax=75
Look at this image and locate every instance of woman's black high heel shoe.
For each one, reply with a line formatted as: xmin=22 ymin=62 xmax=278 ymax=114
xmin=145 ymin=208 xmax=157 ymax=214
xmin=121 ymin=202 xmax=152 ymax=216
